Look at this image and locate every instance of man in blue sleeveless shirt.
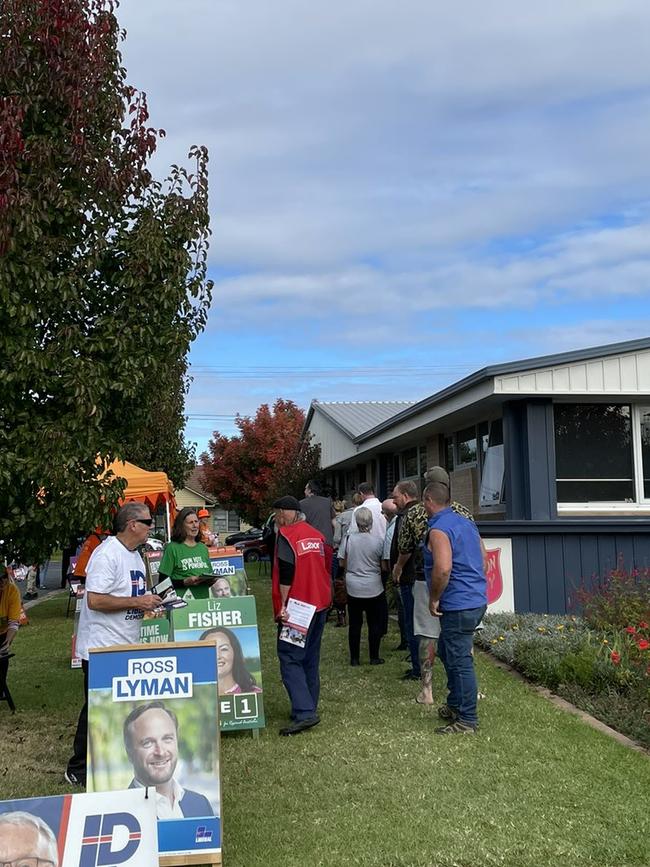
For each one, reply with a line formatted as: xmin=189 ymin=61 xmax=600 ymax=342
xmin=423 ymin=481 xmax=487 ymax=734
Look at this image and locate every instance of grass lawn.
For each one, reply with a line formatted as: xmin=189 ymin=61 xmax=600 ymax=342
xmin=3 ymin=568 xmax=649 ymax=867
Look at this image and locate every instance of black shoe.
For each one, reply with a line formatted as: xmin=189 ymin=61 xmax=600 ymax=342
xmin=350 ymin=659 xmax=360 ymax=666
xmin=370 ymin=658 xmax=385 ymax=665
xmin=279 ymin=716 xmax=320 ymax=736
xmin=437 ymin=704 xmax=460 ymax=722
xmin=400 ymin=670 xmax=420 ymax=681
xmin=435 ymin=720 xmax=476 ymax=735
xmin=393 ymin=643 xmax=408 ymax=651
xmin=64 ymin=770 xmax=86 ymax=787
xmin=23 ymin=591 xmax=37 ymax=601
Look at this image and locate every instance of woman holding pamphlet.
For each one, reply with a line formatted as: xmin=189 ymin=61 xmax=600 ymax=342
xmin=158 ymin=508 xmax=214 ymax=600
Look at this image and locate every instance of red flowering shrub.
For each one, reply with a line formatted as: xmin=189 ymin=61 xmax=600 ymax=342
xmin=576 ymin=565 xmax=650 ymax=631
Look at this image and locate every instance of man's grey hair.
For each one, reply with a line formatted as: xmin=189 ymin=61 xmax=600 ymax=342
xmin=354 ymin=506 xmax=373 ymax=533
xmin=357 ymin=482 xmax=375 ymax=496
xmin=0 ymin=811 xmax=59 ymax=866
xmin=114 ymin=501 xmax=150 ymax=533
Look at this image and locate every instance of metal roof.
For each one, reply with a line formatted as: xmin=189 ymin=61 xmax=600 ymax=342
xmin=355 ymin=336 xmax=650 ymax=443
xmin=309 ymin=400 xmax=415 ymax=438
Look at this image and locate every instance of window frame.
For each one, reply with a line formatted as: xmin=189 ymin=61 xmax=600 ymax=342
xmin=477 ymin=418 xmax=506 ymax=514
xmin=555 ymin=402 xmax=650 ymax=512
xmin=455 ymin=424 xmax=479 ymax=468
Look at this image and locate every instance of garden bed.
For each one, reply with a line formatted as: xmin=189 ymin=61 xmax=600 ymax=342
xmin=476 ymin=604 xmax=650 ymax=749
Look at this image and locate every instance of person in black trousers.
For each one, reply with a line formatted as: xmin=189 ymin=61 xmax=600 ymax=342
xmin=339 ymin=507 xmax=386 ymax=666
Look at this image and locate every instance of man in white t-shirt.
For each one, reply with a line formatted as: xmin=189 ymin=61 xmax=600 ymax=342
xmin=349 ymin=482 xmax=387 ymax=543
xmin=65 ymin=502 xmax=163 ymax=788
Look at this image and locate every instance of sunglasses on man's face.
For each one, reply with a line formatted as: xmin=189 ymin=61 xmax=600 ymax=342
xmin=134 ymin=518 xmax=154 ymax=526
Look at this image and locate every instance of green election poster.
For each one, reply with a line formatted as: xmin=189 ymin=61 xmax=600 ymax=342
xmin=172 ymin=597 xmax=265 ymax=731
xmin=139 ymin=614 xmax=171 ymax=644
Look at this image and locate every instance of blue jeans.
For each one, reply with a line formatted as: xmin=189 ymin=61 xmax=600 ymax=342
xmin=399 ymin=583 xmax=420 ymax=677
xmin=277 ymin=609 xmax=327 ymax=721
xmin=438 ymin=605 xmax=486 ymax=726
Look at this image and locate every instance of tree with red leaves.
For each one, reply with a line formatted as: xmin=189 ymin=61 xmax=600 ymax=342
xmin=0 ymin=0 xmax=213 ymax=563
xmin=200 ymin=400 xmax=322 ymax=527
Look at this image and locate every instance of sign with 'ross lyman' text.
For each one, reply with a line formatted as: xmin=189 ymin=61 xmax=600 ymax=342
xmin=86 ymin=642 xmax=221 ymax=864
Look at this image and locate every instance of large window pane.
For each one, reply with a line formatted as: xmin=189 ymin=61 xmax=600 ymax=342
xmin=418 ymin=445 xmax=428 ymax=476
xmin=402 ymin=447 xmax=418 ymax=477
xmin=444 ymin=436 xmax=454 ymax=472
xmin=478 ymin=421 xmax=489 ymax=469
xmin=640 ymin=407 xmax=650 ymax=499
xmin=456 ymin=426 xmax=477 ymax=465
xmin=479 ymin=419 xmax=505 ymax=508
xmin=555 ymin=404 xmax=633 ymax=502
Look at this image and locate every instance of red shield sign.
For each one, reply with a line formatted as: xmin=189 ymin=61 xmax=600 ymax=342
xmin=485 ymin=548 xmax=503 ymax=605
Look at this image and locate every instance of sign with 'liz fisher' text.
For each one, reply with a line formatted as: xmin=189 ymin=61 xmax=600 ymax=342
xmin=172 ymin=596 xmax=265 ymax=732
xmin=86 ymin=642 xmax=221 ymax=864
xmin=0 ymin=789 xmax=158 ymax=867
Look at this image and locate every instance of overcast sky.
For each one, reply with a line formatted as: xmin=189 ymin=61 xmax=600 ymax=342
xmin=118 ymin=0 xmax=650 ymax=453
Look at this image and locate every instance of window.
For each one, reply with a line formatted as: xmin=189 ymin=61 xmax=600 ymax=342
xmin=443 ymin=436 xmax=454 ymax=472
xmin=456 ymin=426 xmax=477 ymax=466
xmin=555 ymin=404 xmax=634 ymax=503
xmin=399 ymin=445 xmax=428 ymax=483
xmin=640 ymin=408 xmax=650 ymax=499
xmin=478 ymin=421 xmax=489 ymax=470
xmin=419 ymin=445 xmax=428 ymax=476
xmin=479 ymin=419 xmax=504 ymax=509
xmin=401 ymin=447 xmax=419 ymax=478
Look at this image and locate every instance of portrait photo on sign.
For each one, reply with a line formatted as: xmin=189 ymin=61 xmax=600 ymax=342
xmin=87 ymin=691 xmax=220 ymax=819
xmin=207 ymin=549 xmax=248 ymax=596
xmin=201 ymin=625 xmax=262 ymax=696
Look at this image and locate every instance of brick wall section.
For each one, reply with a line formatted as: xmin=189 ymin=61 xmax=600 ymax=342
xmin=426 ymin=436 xmax=443 ymax=467
xmin=450 ymin=467 xmax=477 ymax=513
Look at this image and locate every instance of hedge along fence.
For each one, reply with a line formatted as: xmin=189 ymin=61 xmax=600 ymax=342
xmin=476 ymin=586 xmax=650 ymax=749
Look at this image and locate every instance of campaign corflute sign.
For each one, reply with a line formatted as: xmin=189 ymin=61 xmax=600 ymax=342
xmin=0 ymin=789 xmax=158 ymax=867
xmin=172 ymin=596 xmax=265 ymax=732
xmin=86 ymin=642 xmax=221 ymax=863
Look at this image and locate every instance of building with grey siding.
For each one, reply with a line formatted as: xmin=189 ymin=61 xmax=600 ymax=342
xmin=303 ymin=338 xmax=650 ymax=614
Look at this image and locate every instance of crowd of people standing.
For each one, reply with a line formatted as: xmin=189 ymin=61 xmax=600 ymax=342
xmin=271 ymin=470 xmax=488 ymax=736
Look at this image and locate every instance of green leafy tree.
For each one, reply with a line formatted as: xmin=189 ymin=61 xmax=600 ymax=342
xmin=200 ymin=400 xmax=322 ymax=527
xmin=124 ymin=356 xmax=196 ymax=489
xmin=0 ymin=0 xmax=213 ymax=563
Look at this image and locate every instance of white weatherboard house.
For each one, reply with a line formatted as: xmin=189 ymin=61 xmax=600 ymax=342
xmin=303 ymin=338 xmax=650 ymax=614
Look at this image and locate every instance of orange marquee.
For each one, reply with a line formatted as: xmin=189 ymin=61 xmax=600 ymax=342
xmin=104 ymin=459 xmax=176 ymax=513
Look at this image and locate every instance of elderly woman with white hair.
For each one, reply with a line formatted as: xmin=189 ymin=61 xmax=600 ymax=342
xmin=339 ymin=506 xmax=386 ymax=666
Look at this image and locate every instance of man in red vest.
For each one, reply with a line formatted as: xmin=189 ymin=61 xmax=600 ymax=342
xmin=272 ymin=495 xmax=332 ymax=736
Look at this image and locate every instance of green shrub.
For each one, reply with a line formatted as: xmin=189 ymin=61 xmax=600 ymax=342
xmin=556 ymin=645 xmax=624 ymax=692
xmin=478 ymin=611 xmax=650 ymax=747
xmin=513 ymin=639 xmax=562 ymax=689
xmin=558 ymin=683 xmax=650 ymax=749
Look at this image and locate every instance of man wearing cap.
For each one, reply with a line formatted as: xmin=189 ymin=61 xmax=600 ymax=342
xmin=271 ymin=495 xmax=332 ymax=736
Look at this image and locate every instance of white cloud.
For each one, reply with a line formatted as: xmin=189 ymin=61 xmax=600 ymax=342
xmin=115 ymin=0 xmax=650 ymax=448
